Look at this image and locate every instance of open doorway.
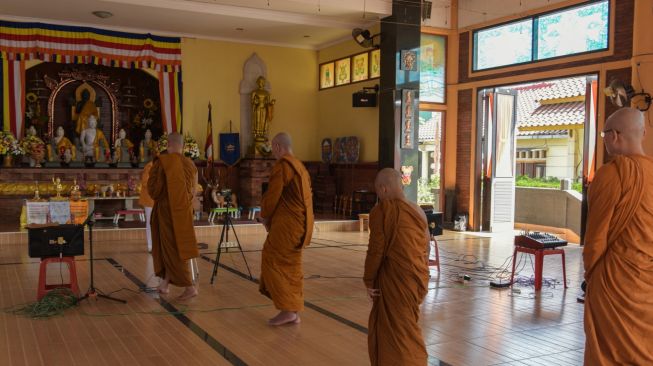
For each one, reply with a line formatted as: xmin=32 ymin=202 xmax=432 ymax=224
xmin=474 ymin=75 xmax=598 ymax=243
xmin=417 ymin=111 xmax=444 ymax=212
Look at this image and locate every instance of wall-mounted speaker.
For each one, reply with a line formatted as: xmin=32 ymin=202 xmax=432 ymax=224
xmin=353 ymin=92 xmax=377 ymax=107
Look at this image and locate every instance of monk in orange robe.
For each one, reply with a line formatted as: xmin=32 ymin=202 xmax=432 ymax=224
xmin=584 ymin=107 xmax=653 ymax=365
xmin=365 ymin=168 xmax=430 ymax=366
xmin=148 ymin=132 xmax=199 ymax=301
xmin=259 ymin=132 xmax=314 ymax=326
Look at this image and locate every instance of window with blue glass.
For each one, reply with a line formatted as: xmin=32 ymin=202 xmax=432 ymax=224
xmin=473 ymin=0 xmax=609 ymax=71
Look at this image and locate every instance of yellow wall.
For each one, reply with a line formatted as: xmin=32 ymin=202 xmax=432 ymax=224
xmin=317 ymin=35 xmax=379 ymax=162
xmin=181 ymin=38 xmax=319 ymax=161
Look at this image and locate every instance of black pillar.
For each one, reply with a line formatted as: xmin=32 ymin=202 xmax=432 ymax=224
xmin=379 ymin=0 xmax=422 ymax=201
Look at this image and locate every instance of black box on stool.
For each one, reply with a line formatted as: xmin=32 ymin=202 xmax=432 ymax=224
xmin=27 ymin=225 xmax=85 ymax=258
xmin=426 ymin=212 xmax=443 ymax=237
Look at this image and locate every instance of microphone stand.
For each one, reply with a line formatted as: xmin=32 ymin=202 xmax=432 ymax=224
xmin=78 ymin=212 xmax=126 ymax=304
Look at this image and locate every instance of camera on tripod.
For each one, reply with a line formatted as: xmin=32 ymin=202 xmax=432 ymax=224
xmin=221 ymin=189 xmax=233 ymax=205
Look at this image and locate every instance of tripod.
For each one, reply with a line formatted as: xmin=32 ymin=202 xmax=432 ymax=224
xmin=78 ymin=213 xmax=126 ymax=304
xmin=210 ymin=201 xmax=253 ymax=284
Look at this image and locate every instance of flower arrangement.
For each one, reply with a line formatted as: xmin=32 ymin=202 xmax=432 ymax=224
xmin=183 ymin=135 xmax=200 ymax=159
xmin=157 ymin=134 xmax=168 ymax=153
xmin=20 ymin=134 xmax=46 ymax=158
xmin=156 ymin=134 xmax=200 ymax=159
xmin=0 ymin=131 xmax=23 ymax=156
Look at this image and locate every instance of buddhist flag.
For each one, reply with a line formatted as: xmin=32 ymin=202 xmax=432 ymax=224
xmin=1 ymin=59 xmax=26 ymax=138
xmin=205 ymin=103 xmax=213 ymax=163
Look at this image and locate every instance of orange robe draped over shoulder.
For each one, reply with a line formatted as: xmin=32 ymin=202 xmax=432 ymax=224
xmin=584 ymin=155 xmax=653 ymax=365
xmin=148 ymin=153 xmax=199 ymax=287
xmin=259 ymin=154 xmax=314 ymax=312
xmin=364 ymin=199 xmax=429 ymax=366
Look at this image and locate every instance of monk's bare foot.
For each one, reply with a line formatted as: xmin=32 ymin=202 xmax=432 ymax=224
xmin=177 ymin=286 xmax=198 ymax=301
xmin=158 ymin=278 xmax=170 ymax=294
xmin=268 ymin=311 xmax=300 ymax=326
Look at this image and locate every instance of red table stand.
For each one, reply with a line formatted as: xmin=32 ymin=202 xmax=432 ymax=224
xmin=37 ymin=256 xmax=80 ymax=300
xmin=510 ymin=246 xmax=567 ymax=291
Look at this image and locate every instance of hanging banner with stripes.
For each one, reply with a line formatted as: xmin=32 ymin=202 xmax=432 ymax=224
xmin=1 ymin=58 xmax=25 ymax=138
xmin=0 ymin=20 xmax=182 ymax=71
xmin=0 ymin=19 xmax=183 ymax=136
xmin=158 ymin=71 xmax=182 ymax=133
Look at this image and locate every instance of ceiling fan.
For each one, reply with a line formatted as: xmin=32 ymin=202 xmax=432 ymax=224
xmin=604 ymin=79 xmax=652 ymax=111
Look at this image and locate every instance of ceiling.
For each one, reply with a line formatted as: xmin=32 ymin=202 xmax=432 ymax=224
xmin=0 ymin=0 xmax=572 ymax=49
xmin=0 ymin=0 xmax=391 ymax=49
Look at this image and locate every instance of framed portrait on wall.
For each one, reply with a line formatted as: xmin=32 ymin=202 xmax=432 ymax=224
xmin=352 ymin=53 xmax=369 ymax=82
xmin=335 ymin=58 xmax=351 ymax=86
xmin=400 ymin=50 xmax=418 ymax=71
xmin=370 ymin=49 xmax=381 ymax=78
xmin=319 ymin=62 xmax=335 ymax=89
xmin=401 ymin=89 xmax=418 ymax=149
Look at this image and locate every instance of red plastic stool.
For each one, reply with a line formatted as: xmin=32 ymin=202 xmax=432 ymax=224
xmin=510 ymin=246 xmax=567 ymax=291
xmin=37 ymin=256 xmax=80 ymax=300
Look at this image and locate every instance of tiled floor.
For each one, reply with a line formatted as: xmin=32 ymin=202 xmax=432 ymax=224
xmin=0 ymin=226 xmax=586 ymax=365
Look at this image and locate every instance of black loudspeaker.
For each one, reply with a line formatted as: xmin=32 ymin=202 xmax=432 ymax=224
xmin=28 ymin=225 xmax=85 ymax=258
xmin=353 ymin=92 xmax=377 ymax=107
xmin=426 ymin=212 xmax=443 ymax=237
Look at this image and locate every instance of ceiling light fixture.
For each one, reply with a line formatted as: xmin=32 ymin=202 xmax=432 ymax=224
xmin=235 ymin=28 xmax=245 ymax=31
xmin=92 ymin=11 xmax=113 ymax=19
xmin=303 ymin=35 xmax=310 ymax=38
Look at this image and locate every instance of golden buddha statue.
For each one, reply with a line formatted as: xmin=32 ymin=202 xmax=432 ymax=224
xmin=72 ymin=83 xmax=100 ymax=136
xmin=251 ymin=76 xmax=275 ymax=155
xmin=80 ymin=115 xmax=110 ymax=162
xmin=47 ymin=126 xmax=77 ymax=163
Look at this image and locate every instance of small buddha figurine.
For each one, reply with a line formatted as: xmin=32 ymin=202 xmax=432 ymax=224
xmin=79 ymin=115 xmax=109 ymax=162
xmin=113 ymin=128 xmax=134 ymax=163
xmin=47 ymin=126 xmax=77 ymax=163
xmin=70 ymin=178 xmax=82 ymax=201
xmin=52 ymin=177 xmax=63 ymax=198
xmin=139 ymin=129 xmax=157 ymax=163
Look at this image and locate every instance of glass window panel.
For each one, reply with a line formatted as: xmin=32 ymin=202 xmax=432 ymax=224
xmin=474 ymin=19 xmax=533 ymax=70
xmin=420 ymin=34 xmax=446 ymax=103
xmin=537 ymin=1 xmax=609 ymax=60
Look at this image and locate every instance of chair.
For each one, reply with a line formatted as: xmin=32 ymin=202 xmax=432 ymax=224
xmin=38 ymin=256 xmax=80 ymax=300
xmin=208 ymin=207 xmax=241 ymax=224
xmin=248 ymin=207 xmax=261 ymax=220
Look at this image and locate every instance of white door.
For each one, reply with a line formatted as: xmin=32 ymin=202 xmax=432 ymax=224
xmin=489 ymin=90 xmax=517 ymax=232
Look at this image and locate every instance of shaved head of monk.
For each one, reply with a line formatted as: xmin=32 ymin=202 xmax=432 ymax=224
xmin=167 ymin=132 xmax=183 ymax=154
xmin=603 ymin=107 xmax=646 ymax=156
xmin=271 ymin=132 xmax=293 ymax=159
xmin=375 ymin=168 xmax=405 ymax=201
